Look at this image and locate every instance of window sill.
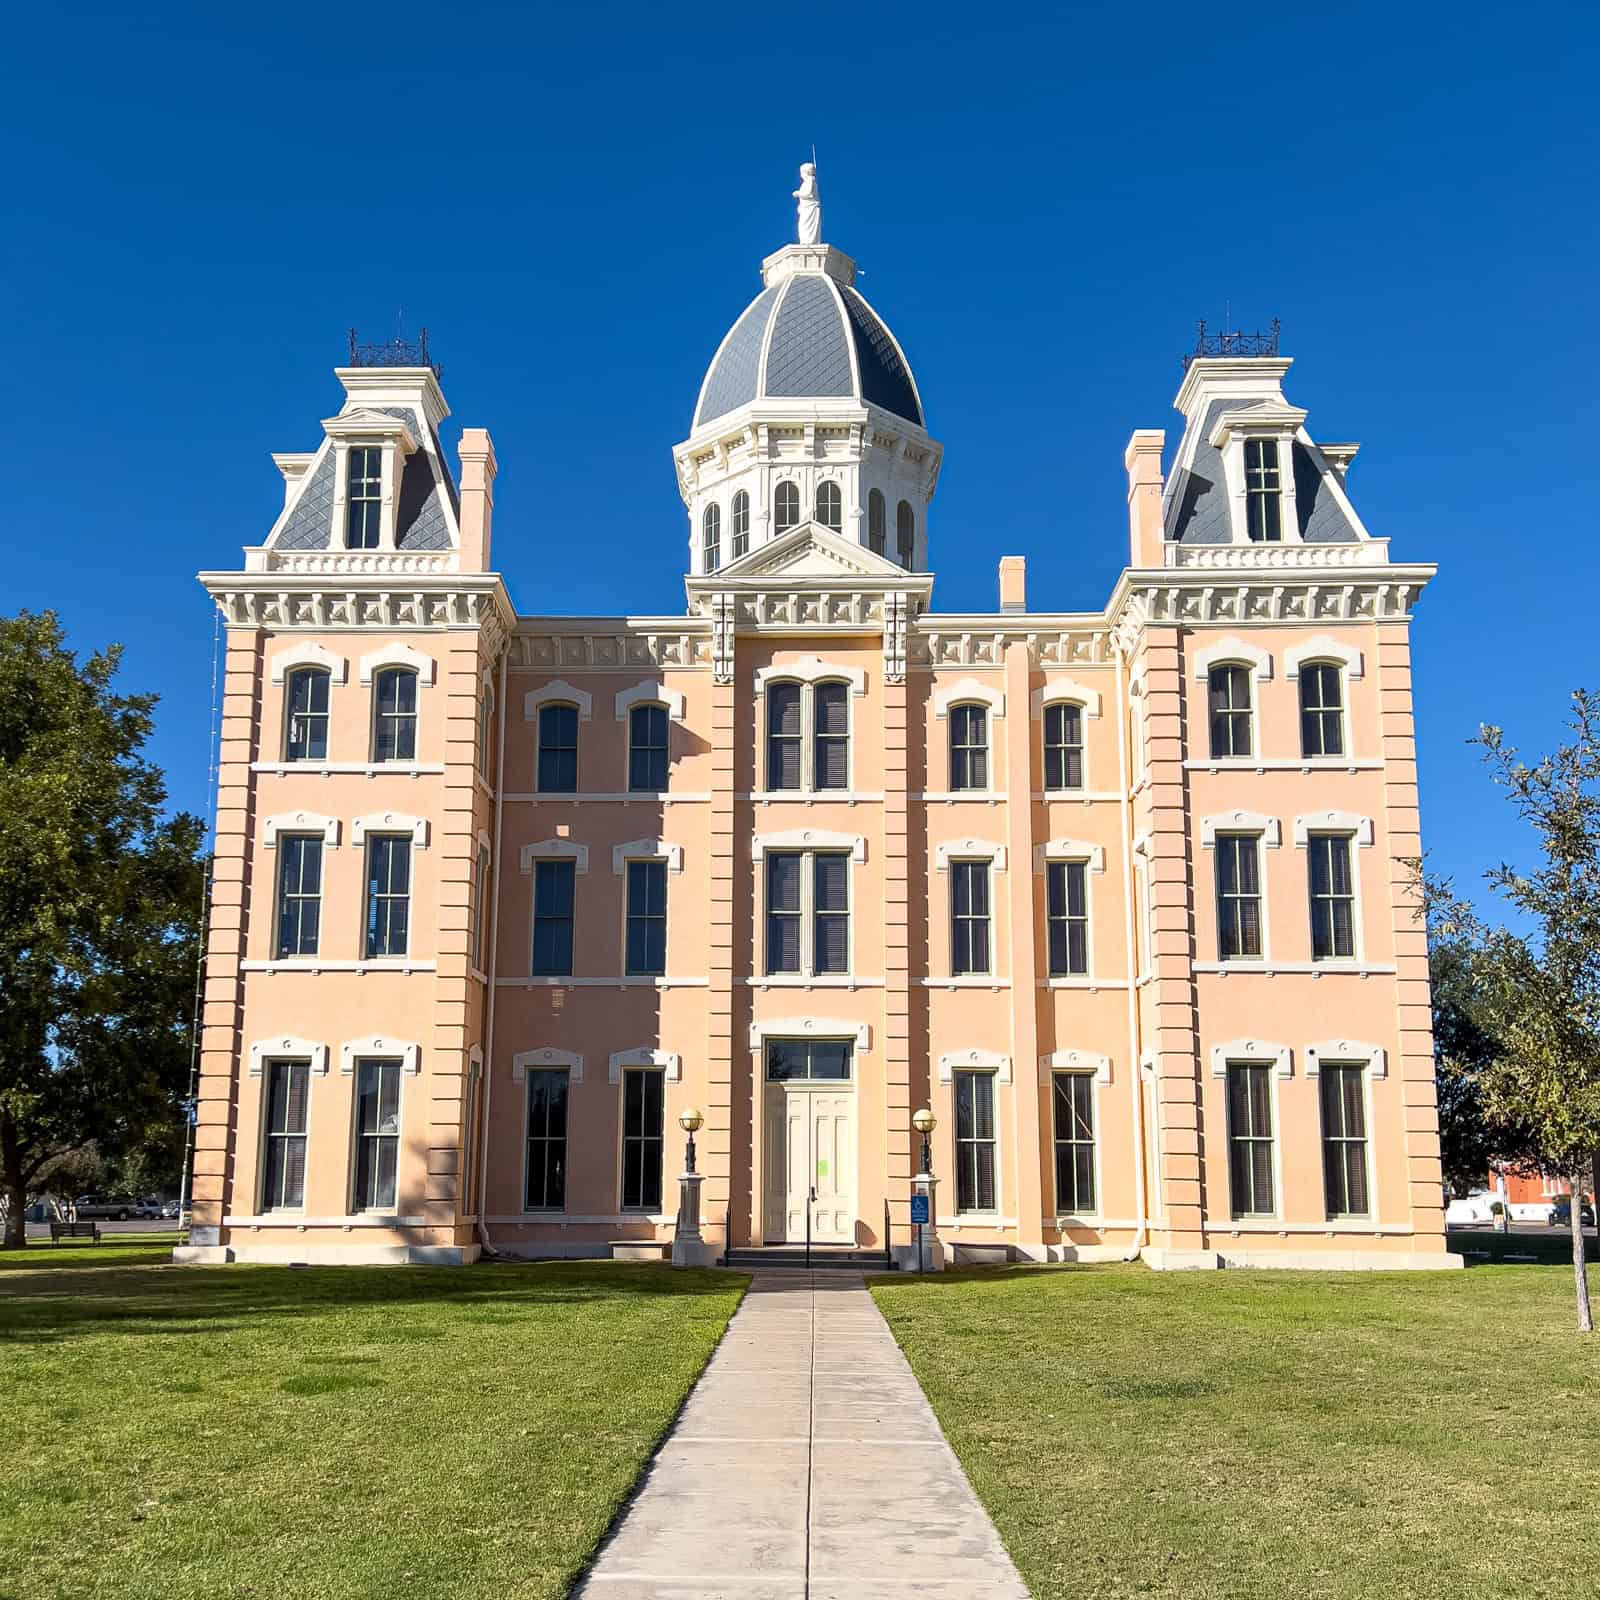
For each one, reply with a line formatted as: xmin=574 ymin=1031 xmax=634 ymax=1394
xmin=742 ymin=791 xmax=885 ymax=804
xmin=242 ymin=959 xmax=437 ymax=974
xmin=1182 ymin=758 xmax=1382 ymax=774
xmin=485 ymin=1212 xmax=676 ymax=1227
xmin=223 ymin=1213 xmax=427 ymax=1229
xmin=917 ymin=791 xmax=1008 ymax=803
xmin=494 ymin=976 xmax=710 ymax=989
xmin=502 ymin=791 xmax=713 ymax=805
xmin=1211 ymin=1220 xmax=1412 ymax=1236
xmin=1193 ymin=961 xmax=1395 ymax=977
xmin=1036 ymin=789 xmax=1122 ymax=803
xmin=937 ymin=1215 xmax=1018 ymax=1230
xmin=920 ymin=977 xmax=1012 ymax=990
xmin=252 ymin=761 xmax=445 ymax=776
xmin=1040 ymin=977 xmax=1130 ymax=991
xmin=746 ymin=976 xmax=885 ymax=989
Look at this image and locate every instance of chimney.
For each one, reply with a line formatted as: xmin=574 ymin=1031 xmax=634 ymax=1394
xmin=1124 ymin=430 xmax=1166 ymax=568
xmin=457 ymin=429 xmax=498 ymax=573
xmin=998 ymin=555 xmax=1026 ymax=613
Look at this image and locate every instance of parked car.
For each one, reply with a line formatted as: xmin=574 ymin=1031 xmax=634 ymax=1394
xmin=160 ymin=1199 xmax=183 ymax=1220
xmin=72 ymin=1193 xmax=138 ymax=1221
xmin=133 ymin=1197 xmax=165 ymax=1220
xmin=1445 ymin=1191 xmax=1495 ymax=1227
xmin=1550 ymin=1197 xmax=1595 ymax=1228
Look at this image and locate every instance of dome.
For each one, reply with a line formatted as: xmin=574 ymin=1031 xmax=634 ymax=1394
xmin=693 ymin=261 xmax=924 ymax=432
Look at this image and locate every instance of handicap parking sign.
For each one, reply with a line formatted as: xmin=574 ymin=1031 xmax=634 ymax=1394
xmin=910 ymin=1194 xmax=930 ymax=1225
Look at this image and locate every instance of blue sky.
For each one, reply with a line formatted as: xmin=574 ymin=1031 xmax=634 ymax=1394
xmin=4 ymin=2 xmax=1596 ymax=904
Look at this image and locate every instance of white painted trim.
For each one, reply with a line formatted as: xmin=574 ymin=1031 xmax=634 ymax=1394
xmin=1284 ymin=636 xmax=1364 ymax=680
xmin=612 ymin=838 xmax=684 ymax=874
xmin=1194 ymin=961 xmax=1396 ymax=976
xmin=1210 ymin=1038 xmax=1293 ymax=1079
xmin=357 ymin=641 xmax=436 ymax=687
xmin=241 ymin=959 xmax=436 ymax=974
xmin=352 ymin=812 xmax=429 ymax=848
xmin=1305 ymin=1040 xmax=1388 ymax=1080
xmin=248 ymin=1035 xmax=328 ymax=1078
xmin=935 ymin=838 xmax=1008 ymax=872
xmin=751 ymin=828 xmax=866 ymax=864
xmin=608 ymin=1048 xmax=682 ymax=1085
xmin=1193 ymin=637 xmax=1272 ymax=682
xmin=938 ymin=1048 xmax=1012 ymax=1084
xmin=468 ymin=1044 xmax=483 ymax=1079
xmin=1030 ymin=677 xmax=1103 ymax=718
xmin=269 ymin=642 xmax=347 ymax=686
xmin=1200 ymin=811 xmax=1282 ymax=848
xmin=511 ymin=1048 xmax=583 ymax=1084
xmin=1039 ymin=1049 xmax=1112 ymax=1084
xmin=1033 ymin=837 xmax=1107 ymax=874
xmin=934 ymin=678 xmax=1004 ymax=718
xmin=1293 ymin=810 xmax=1375 ymax=847
xmin=753 ymin=657 xmax=867 ymax=697
xmin=519 ymin=839 xmax=590 ymax=874
xmin=524 ymin=680 xmax=593 ymax=720
xmin=747 ymin=1017 xmax=871 ymax=1051
xmin=340 ymin=1035 xmax=420 ymax=1076
xmin=614 ymin=681 xmax=686 ymax=721
xmin=252 ymin=762 xmax=445 ymax=777
xmin=262 ymin=811 xmax=339 ymax=848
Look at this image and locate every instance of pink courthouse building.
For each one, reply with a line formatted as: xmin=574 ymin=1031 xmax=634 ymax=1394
xmin=186 ymin=181 xmax=1455 ymax=1271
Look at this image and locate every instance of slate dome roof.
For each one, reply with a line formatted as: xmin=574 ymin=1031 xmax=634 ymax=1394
xmin=693 ymin=270 xmax=924 ymax=431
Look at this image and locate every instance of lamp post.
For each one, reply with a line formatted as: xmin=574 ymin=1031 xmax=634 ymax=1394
xmin=911 ymin=1107 xmax=938 ymax=1274
xmin=671 ymin=1108 xmax=710 ymax=1268
xmin=679 ymin=1106 xmax=704 ymax=1174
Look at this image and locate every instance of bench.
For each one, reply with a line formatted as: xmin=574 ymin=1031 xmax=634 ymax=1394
xmin=49 ymin=1219 xmax=101 ymax=1245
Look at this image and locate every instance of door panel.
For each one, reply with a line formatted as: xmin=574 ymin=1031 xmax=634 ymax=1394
xmin=763 ymin=1084 xmax=856 ymax=1244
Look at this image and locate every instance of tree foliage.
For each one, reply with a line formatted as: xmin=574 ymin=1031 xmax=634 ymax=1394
xmin=0 ymin=611 xmax=205 ymax=1247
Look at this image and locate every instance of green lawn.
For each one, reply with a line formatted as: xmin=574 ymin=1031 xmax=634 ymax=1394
xmin=0 ymin=1246 xmax=744 ymax=1600
xmin=873 ymin=1263 xmax=1600 ymax=1600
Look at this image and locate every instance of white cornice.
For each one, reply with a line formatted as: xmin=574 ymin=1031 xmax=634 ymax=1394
xmin=937 ymin=1048 xmax=1012 ymax=1084
xmin=1210 ymin=1038 xmax=1293 ymax=1078
xmin=608 ymin=1047 xmax=681 ymax=1084
xmin=751 ymin=828 xmax=866 ymax=864
xmin=511 ymin=1047 xmax=583 ymax=1084
xmin=340 ymin=1035 xmax=420 ymax=1076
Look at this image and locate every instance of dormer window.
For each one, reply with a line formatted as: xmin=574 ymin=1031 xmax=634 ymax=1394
xmin=346 ymin=446 xmax=383 ymax=549
xmin=775 ymin=481 xmax=800 ymax=533
xmin=731 ymin=491 xmax=750 ymax=558
xmin=868 ymin=489 xmax=886 ymax=555
xmin=703 ymin=503 xmax=721 ymax=573
xmin=1244 ymin=439 xmax=1282 ymax=543
xmin=896 ymin=500 xmax=915 ymax=568
xmin=816 ymin=481 xmax=842 ymax=531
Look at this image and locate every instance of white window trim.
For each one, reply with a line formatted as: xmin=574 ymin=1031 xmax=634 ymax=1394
xmin=270 ymin=642 xmax=348 ymax=686
xmin=748 ymin=1017 xmax=870 ymax=1051
xmin=1030 ymin=677 xmax=1102 ymax=718
xmin=511 ymin=1047 xmax=584 ymax=1084
xmin=340 ymin=1035 xmax=421 ymax=1076
xmin=352 ymin=812 xmax=429 ymax=849
xmin=934 ymin=678 xmax=1005 ymax=718
xmin=1033 ymin=838 xmax=1107 ymax=874
xmin=752 ymin=828 xmax=866 ymax=864
xmin=524 ymin=680 xmax=594 ymax=720
xmin=935 ymin=838 xmax=1008 ymax=872
xmin=519 ymin=839 xmax=590 ymax=874
xmin=1292 ymin=811 xmax=1375 ymax=847
xmin=1193 ymin=638 xmax=1272 ymax=682
xmin=608 ymin=1047 xmax=682 ymax=1085
xmin=1305 ymin=1040 xmax=1388 ymax=1080
xmin=1210 ymin=1039 xmax=1293 ymax=1078
xmin=1284 ymin=637 xmax=1364 ymax=680
xmin=613 ymin=838 xmax=685 ymax=874
xmin=248 ymin=1035 xmax=329 ymax=1078
xmin=358 ymin=642 xmax=436 ymax=687
xmin=263 ymin=812 xmax=340 ymax=848
xmin=1038 ymin=1049 xmax=1112 ymax=1084
xmin=938 ymin=1048 xmax=1012 ymax=1084
xmin=1201 ymin=812 xmax=1282 ymax=848
xmin=753 ymin=658 xmax=867 ymax=698
xmin=614 ymin=681 xmax=686 ymax=722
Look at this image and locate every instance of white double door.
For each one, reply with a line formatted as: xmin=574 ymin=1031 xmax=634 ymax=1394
xmin=763 ymin=1083 xmax=856 ymax=1244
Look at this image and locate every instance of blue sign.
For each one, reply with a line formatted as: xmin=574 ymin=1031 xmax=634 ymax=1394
xmin=910 ymin=1194 xmax=930 ymax=1225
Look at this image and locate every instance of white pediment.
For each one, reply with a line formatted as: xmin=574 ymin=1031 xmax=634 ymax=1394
xmin=714 ymin=523 xmax=910 ymax=583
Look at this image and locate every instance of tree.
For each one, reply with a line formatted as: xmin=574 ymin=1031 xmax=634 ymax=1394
xmin=0 ymin=611 xmax=205 ymax=1248
xmin=1461 ymin=693 xmax=1600 ymax=1331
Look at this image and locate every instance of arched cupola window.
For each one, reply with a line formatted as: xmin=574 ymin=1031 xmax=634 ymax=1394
xmin=775 ymin=481 xmax=800 ymax=534
xmin=896 ymin=500 xmax=915 ymax=569
xmin=816 ymin=481 xmax=842 ymax=532
xmin=867 ymin=489 xmax=886 ymax=555
xmin=731 ymin=490 xmax=750 ymax=558
xmin=703 ymin=503 xmax=721 ymax=573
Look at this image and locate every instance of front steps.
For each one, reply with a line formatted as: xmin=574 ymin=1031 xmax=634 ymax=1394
xmin=724 ymin=1244 xmax=893 ymax=1272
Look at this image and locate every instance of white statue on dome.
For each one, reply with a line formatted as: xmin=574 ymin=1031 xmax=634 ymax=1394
xmin=793 ymin=163 xmax=820 ymax=245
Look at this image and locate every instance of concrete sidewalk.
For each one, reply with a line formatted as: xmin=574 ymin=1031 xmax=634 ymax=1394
xmin=573 ymin=1268 xmax=1029 ymax=1600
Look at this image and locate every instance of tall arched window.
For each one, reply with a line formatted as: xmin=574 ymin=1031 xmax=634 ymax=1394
xmin=1207 ymin=665 xmax=1253 ymax=759
xmin=702 ymin=503 xmax=721 ymax=573
xmin=629 ymin=704 xmax=670 ymax=792
xmin=1043 ymin=703 xmax=1084 ymax=791
xmin=775 ymin=481 xmax=800 ymax=533
xmin=867 ymin=489 xmax=886 ymax=555
xmin=949 ymin=704 xmax=988 ymax=791
xmin=537 ymin=704 xmax=579 ymax=793
xmin=1299 ymin=663 xmax=1345 ymax=758
xmin=372 ymin=667 xmax=418 ymax=762
xmin=285 ymin=667 xmax=330 ymax=762
xmin=479 ymin=681 xmax=496 ymax=781
xmin=815 ymin=481 xmax=842 ymax=531
xmin=896 ymin=500 xmax=915 ymax=569
xmin=731 ymin=490 xmax=750 ymax=558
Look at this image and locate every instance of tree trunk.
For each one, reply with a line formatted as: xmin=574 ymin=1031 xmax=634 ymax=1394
xmin=1571 ymin=1177 xmax=1592 ymax=1333
xmin=1 ymin=1122 xmax=26 ymax=1250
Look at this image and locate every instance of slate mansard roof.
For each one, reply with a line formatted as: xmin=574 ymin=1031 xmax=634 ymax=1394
xmin=694 ymin=271 xmax=924 ymax=431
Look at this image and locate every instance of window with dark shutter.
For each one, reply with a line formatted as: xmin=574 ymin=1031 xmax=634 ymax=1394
xmin=262 ymin=1060 xmax=310 ymax=1210
xmin=1046 ymin=860 xmax=1088 ymax=975
xmin=1227 ymin=1063 xmax=1275 ymax=1216
xmin=950 ymin=705 xmax=988 ymax=791
xmin=952 ymin=861 xmax=991 ymax=976
xmin=765 ymin=852 xmax=802 ymax=974
xmin=1309 ymin=834 xmax=1356 ymax=959
xmin=813 ymin=682 xmax=849 ymax=790
xmin=1043 ymin=702 xmax=1084 ymax=790
xmin=537 ymin=704 xmax=579 ymax=792
xmin=1207 ymin=665 xmax=1253 ymax=759
xmin=285 ymin=667 xmax=330 ymax=762
xmin=531 ymin=859 xmax=576 ymax=976
xmin=955 ymin=1070 xmax=997 ymax=1212
xmin=622 ymin=1069 xmax=664 ymax=1210
xmin=276 ymin=836 xmax=323 ymax=958
xmin=629 ymin=704 xmax=669 ymax=792
xmin=524 ymin=1068 xmax=568 ymax=1210
xmin=766 ymin=683 xmax=802 ymax=791
xmin=1215 ymin=834 xmax=1263 ymax=960
xmin=373 ymin=668 xmax=418 ymax=762
xmin=353 ymin=1059 xmax=401 ymax=1211
xmin=364 ymin=837 xmax=411 ymax=958
xmin=1244 ymin=439 xmax=1282 ymax=542
xmin=1320 ymin=1064 xmax=1369 ymax=1217
xmin=1052 ymin=1073 xmax=1095 ymax=1213
xmin=1299 ymin=664 xmax=1345 ymax=758
xmin=625 ymin=859 xmax=667 ymax=976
